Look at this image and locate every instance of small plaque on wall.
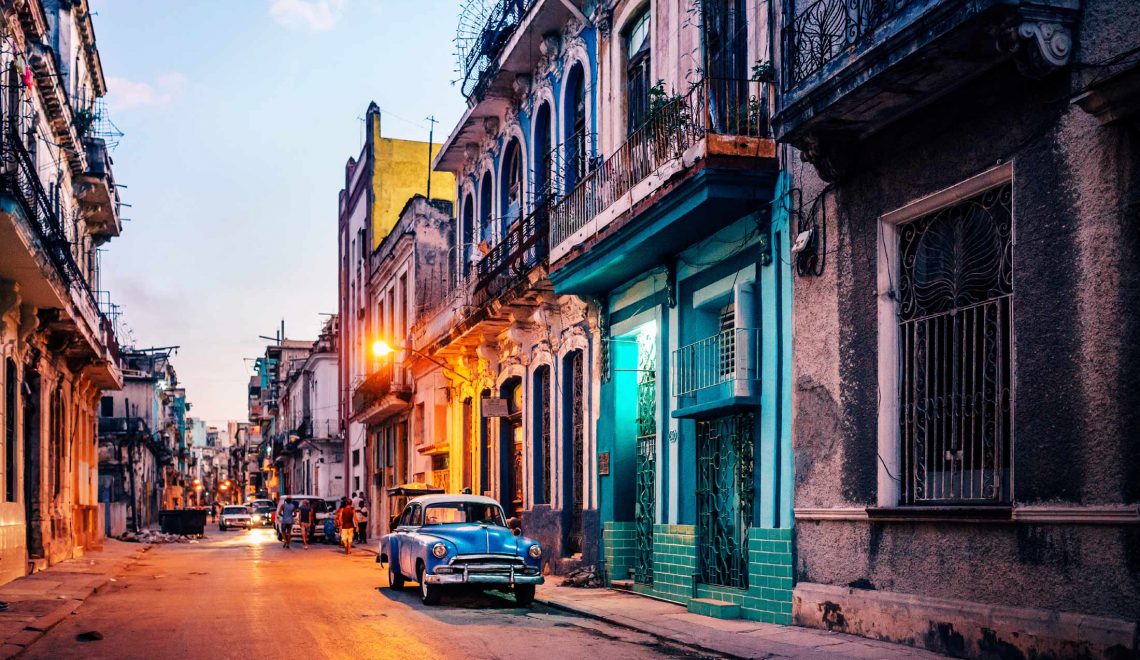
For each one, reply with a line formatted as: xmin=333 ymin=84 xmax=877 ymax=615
xmin=481 ymin=397 xmax=509 ymax=417
xmin=598 ymin=452 xmax=610 ymax=476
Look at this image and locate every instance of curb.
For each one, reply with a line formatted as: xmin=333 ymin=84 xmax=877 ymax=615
xmin=534 ymin=593 xmax=748 ymax=660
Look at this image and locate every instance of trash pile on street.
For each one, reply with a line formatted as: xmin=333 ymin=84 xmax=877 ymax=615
xmin=118 ymin=530 xmax=193 ymax=544
xmin=560 ymin=566 xmax=602 ymax=588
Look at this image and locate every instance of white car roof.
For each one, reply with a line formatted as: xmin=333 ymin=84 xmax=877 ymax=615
xmin=409 ymin=494 xmax=502 ymax=507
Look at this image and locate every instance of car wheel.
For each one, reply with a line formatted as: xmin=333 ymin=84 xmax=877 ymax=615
xmin=418 ymin=565 xmax=441 ymax=606
xmin=219 ymin=523 xmax=226 ymax=532
xmin=514 ymin=584 xmax=535 ymax=607
xmin=388 ymin=562 xmax=404 ymax=590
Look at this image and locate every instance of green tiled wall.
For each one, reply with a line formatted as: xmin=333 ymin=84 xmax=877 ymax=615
xmin=610 ymin=524 xmax=793 ymax=624
xmin=602 ymin=522 xmax=636 ymax=582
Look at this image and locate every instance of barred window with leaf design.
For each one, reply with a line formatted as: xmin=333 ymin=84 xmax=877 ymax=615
xmin=897 ymin=182 xmax=1013 ymax=504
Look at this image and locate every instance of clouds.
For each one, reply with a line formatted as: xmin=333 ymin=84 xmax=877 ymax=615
xmin=269 ymin=0 xmax=345 ymax=32
xmin=106 ymin=72 xmax=188 ymax=111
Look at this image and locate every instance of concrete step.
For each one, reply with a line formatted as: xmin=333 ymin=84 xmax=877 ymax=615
xmin=687 ymin=598 xmax=741 ymax=620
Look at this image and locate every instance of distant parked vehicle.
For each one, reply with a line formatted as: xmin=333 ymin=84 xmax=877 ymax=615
xmin=219 ymin=505 xmax=253 ymax=531
xmin=379 ymin=494 xmax=543 ymax=606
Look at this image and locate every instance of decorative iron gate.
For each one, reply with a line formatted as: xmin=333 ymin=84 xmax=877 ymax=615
xmin=696 ymin=412 xmax=754 ymax=589
xmin=633 ymin=333 xmax=657 ymax=584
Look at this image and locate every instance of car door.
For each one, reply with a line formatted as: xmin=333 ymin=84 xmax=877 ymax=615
xmin=388 ymin=505 xmax=411 ymax=573
xmin=398 ymin=504 xmax=423 ymax=577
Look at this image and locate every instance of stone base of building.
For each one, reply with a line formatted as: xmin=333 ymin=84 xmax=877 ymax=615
xmin=521 ymin=506 xmax=600 ymax=576
xmin=793 ymin=582 xmax=1140 ymax=659
xmin=602 ymin=522 xmax=794 ymax=624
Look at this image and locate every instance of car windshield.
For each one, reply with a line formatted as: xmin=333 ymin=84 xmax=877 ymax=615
xmin=423 ymin=502 xmax=506 ymax=526
xmin=223 ymin=506 xmax=249 ymax=515
xmin=254 ymin=503 xmax=273 ymax=513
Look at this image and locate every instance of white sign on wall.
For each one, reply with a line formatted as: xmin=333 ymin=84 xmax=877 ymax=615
xmin=481 ymin=397 xmax=509 ymax=417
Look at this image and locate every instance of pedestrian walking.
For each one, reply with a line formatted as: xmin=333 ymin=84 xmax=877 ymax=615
xmin=298 ymin=499 xmax=313 ymax=549
xmin=336 ymin=498 xmax=357 ymax=555
xmin=356 ymin=501 xmax=369 ymax=545
xmin=279 ymin=497 xmax=296 ymax=549
xmin=351 ymin=491 xmax=363 ymax=510
xmin=209 ymin=502 xmax=218 ymax=523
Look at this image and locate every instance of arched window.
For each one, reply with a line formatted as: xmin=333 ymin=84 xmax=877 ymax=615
xmin=564 ymin=63 xmax=588 ymax=192
xmin=534 ymin=103 xmax=553 ymax=202
xmin=461 ymin=194 xmax=475 ymax=278
xmin=625 ymin=9 xmax=651 ymax=136
xmin=500 ymin=139 xmax=522 ymax=236
xmin=479 ymin=172 xmax=493 ymax=245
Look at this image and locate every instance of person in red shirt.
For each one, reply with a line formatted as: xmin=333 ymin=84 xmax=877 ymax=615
xmin=336 ymin=499 xmax=357 ymax=555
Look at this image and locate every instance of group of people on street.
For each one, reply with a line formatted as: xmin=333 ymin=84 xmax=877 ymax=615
xmin=276 ymin=492 xmax=370 ymax=555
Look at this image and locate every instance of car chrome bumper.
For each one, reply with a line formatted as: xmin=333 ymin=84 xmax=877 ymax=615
xmin=424 ymin=573 xmax=544 ymax=585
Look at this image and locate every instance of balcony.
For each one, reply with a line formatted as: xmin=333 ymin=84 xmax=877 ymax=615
xmin=776 ymin=0 xmax=1080 ymax=179
xmin=350 ymin=362 xmax=413 ymax=424
xmin=473 ymin=200 xmax=549 ymax=306
xmin=548 ymin=77 xmax=778 ymax=295
xmin=671 ymin=328 xmax=762 ymax=419
xmin=0 ymin=129 xmax=121 ymax=388
xmin=77 ymin=137 xmax=121 ymax=242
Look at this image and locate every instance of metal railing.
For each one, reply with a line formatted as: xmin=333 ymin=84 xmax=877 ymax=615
xmin=0 ymin=127 xmax=113 ymax=349
xmin=350 ymin=362 xmax=411 ymax=418
xmin=672 ymin=328 xmax=762 ymax=400
xmin=784 ymin=0 xmax=918 ymax=89
xmin=551 ymin=77 xmax=774 ymax=250
xmin=473 ymin=198 xmax=549 ymax=302
xmin=457 ymin=0 xmax=537 ymax=100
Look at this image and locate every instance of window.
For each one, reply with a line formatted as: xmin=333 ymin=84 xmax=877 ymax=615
xmin=461 ymin=194 xmax=475 ymax=278
xmin=352 ymin=449 xmax=360 ymax=467
xmin=625 ymin=9 xmax=651 ymax=135
xmin=479 ymin=173 xmax=493 ymax=245
xmin=565 ymin=64 xmax=588 ymax=191
xmin=895 ymin=180 xmax=1013 ymax=504
xmin=718 ymin=303 xmax=736 ymax=380
xmin=410 ymin=503 xmax=424 ymax=527
xmin=100 ymin=395 xmax=113 ymax=418
xmin=534 ymin=103 xmax=553 ymax=201
xmin=501 ymin=140 xmax=522 ymax=236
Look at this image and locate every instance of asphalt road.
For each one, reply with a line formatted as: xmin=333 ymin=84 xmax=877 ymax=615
xmin=24 ymin=527 xmax=716 ymax=660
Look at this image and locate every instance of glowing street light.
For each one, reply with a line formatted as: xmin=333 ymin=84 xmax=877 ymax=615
xmin=371 ymin=339 xmax=395 ymax=358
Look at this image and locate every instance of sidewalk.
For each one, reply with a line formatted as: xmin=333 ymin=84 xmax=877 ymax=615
xmin=0 ymin=540 xmax=150 ymax=658
xmin=535 ymin=584 xmax=942 ymax=659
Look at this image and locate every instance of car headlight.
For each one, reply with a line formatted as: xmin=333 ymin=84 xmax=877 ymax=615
xmin=528 ymin=544 xmax=542 ymax=559
xmin=431 ymin=543 xmax=448 ymax=559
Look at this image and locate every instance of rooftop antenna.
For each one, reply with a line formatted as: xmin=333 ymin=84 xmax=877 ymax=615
xmin=426 ymin=114 xmax=438 ymax=200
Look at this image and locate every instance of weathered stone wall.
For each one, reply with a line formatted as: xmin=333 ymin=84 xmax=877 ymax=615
xmin=789 ymin=0 xmax=1140 ymax=644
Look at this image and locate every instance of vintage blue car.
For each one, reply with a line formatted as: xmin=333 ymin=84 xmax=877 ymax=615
xmin=378 ymin=494 xmax=544 ymax=606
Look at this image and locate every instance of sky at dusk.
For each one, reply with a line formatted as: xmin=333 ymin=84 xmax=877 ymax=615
xmin=90 ymin=0 xmax=467 ymax=426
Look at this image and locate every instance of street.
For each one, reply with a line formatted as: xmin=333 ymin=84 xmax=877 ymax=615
xmin=23 ymin=530 xmax=715 ymax=660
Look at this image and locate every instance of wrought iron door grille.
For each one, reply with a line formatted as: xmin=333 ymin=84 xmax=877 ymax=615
xmin=566 ymin=350 xmax=585 ymax=555
xmin=633 ymin=332 xmax=657 ymax=585
xmin=696 ymin=413 xmax=754 ymax=589
xmin=897 ymin=182 xmax=1013 ymax=504
xmin=539 ymin=367 xmax=551 ymax=504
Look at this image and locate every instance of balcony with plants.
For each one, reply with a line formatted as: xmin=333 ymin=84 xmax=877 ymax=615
xmin=777 ymin=0 xmax=1080 ymax=179
xmin=547 ymin=74 xmax=778 ymax=295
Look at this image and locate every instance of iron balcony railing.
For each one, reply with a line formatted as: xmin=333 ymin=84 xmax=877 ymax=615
xmin=351 ymin=362 xmax=412 ymax=418
xmin=473 ymin=198 xmax=550 ymax=304
xmin=457 ymin=0 xmax=537 ymax=100
xmin=784 ymin=0 xmax=918 ymax=89
xmin=0 ymin=127 xmax=112 ymax=346
xmin=672 ymin=328 xmax=762 ymax=400
xmin=551 ymin=77 xmax=774 ymax=251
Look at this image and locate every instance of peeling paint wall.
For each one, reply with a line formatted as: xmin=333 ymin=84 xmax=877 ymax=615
xmin=788 ymin=0 xmax=1140 ymax=653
